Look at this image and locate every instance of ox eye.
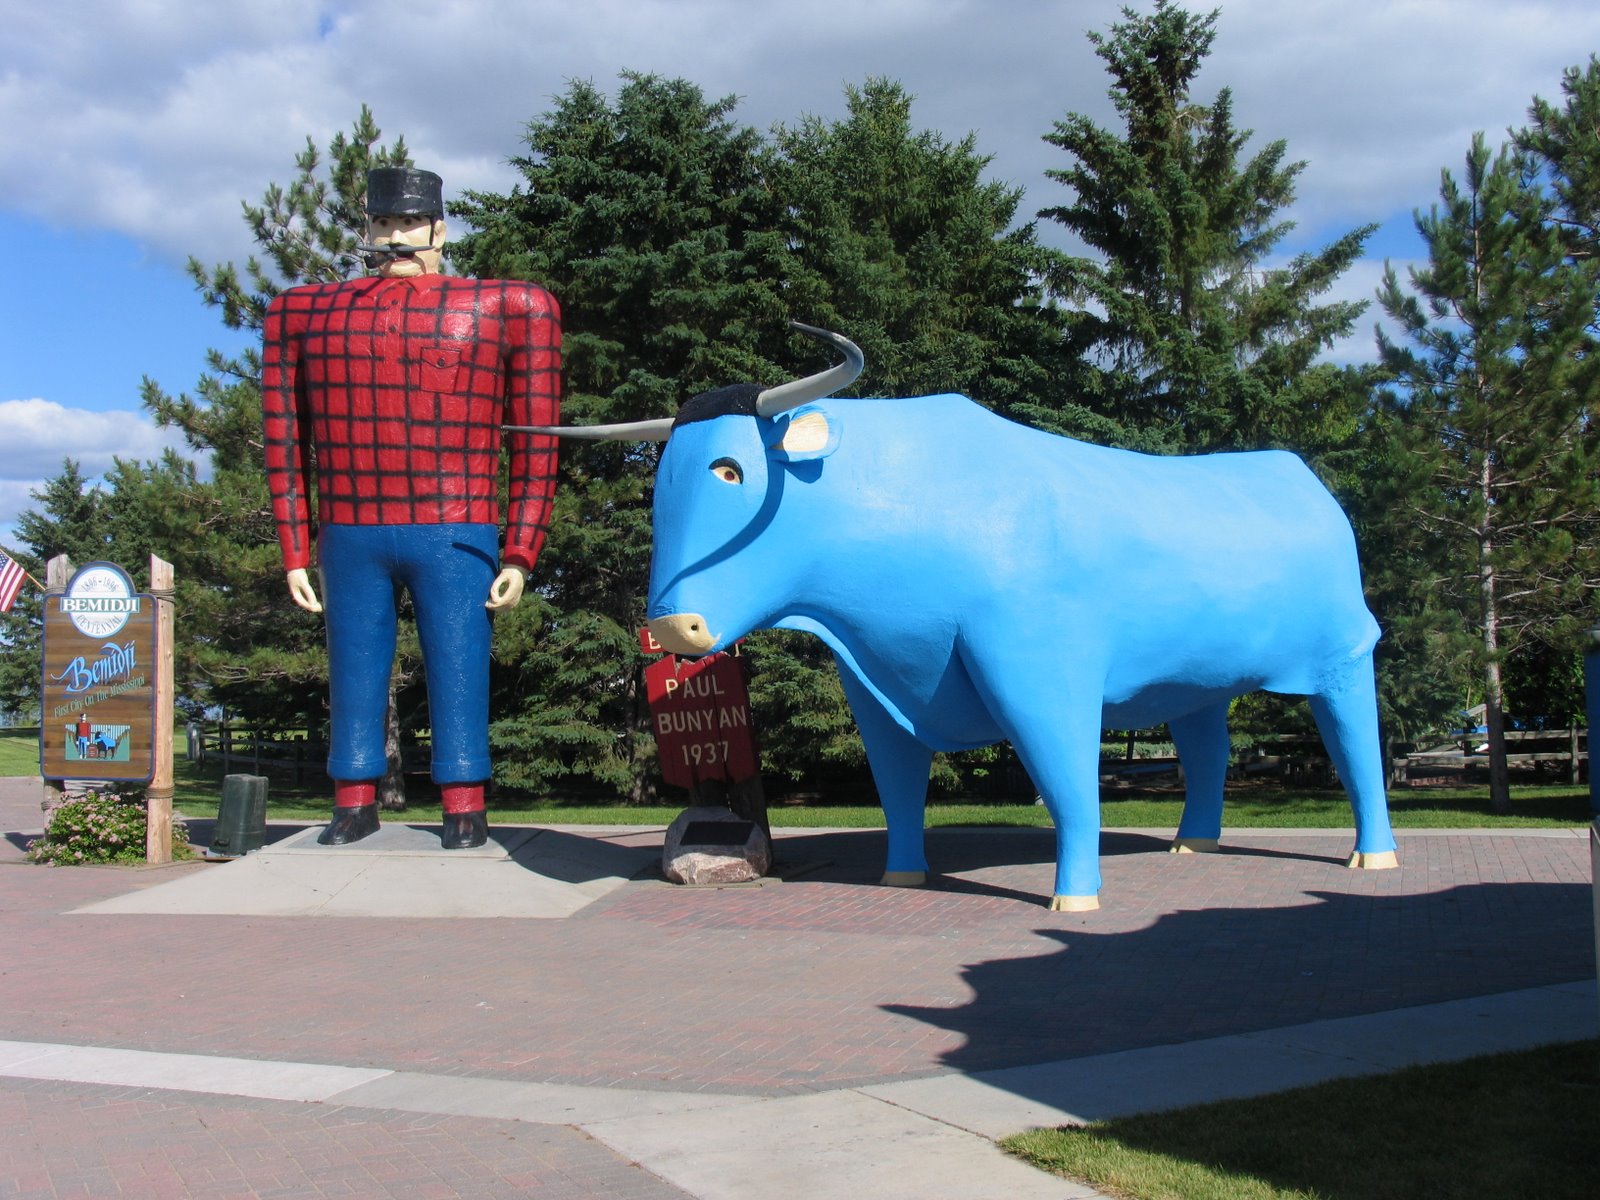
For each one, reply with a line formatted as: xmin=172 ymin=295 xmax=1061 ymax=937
xmin=710 ymin=458 xmax=743 ymax=485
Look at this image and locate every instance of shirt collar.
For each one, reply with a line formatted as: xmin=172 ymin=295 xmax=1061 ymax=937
xmin=370 ymin=271 xmax=450 ymax=293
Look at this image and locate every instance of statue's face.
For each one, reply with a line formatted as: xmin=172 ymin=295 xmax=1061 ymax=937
xmin=368 ymin=213 xmax=446 ymax=277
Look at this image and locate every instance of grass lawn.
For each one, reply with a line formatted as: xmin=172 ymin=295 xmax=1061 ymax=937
xmin=4 ymin=726 xmax=1592 ymax=829
xmin=1003 ymin=1039 xmax=1600 ymax=1199
xmin=0 ymin=727 xmax=41 ymax=778
xmin=161 ymin=783 xmax=1594 ymax=829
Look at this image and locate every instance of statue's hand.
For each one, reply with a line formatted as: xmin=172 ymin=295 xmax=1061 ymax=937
xmin=486 ymin=568 xmax=526 ymax=611
xmin=287 ymin=568 xmax=322 ymax=614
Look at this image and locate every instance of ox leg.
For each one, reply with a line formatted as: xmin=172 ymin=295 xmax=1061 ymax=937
xmin=1168 ymin=701 xmax=1231 ymax=854
xmin=1010 ymin=716 xmax=1105 ymax=911
xmin=838 ymin=669 xmax=933 ymax=886
xmin=1308 ymin=660 xmax=1399 ymax=869
xmin=954 ymin=633 xmax=1105 ymax=908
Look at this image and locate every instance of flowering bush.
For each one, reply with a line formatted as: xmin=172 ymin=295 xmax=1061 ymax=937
xmin=27 ymin=790 xmax=190 ymax=866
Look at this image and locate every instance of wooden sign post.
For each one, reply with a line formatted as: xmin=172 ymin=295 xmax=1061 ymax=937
xmin=641 ymin=628 xmax=768 ymax=836
xmin=39 ymin=555 xmax=176 ymax=864
xmin=147 ymin=555 xmax=175 ymax=863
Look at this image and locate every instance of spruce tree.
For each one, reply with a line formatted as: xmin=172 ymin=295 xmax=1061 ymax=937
xmin=761 ymin=79 xmax=1078 ymax=792
xmin=1040 ymin=0 xmax=1374 ymax=455
xmin=449 ymin=74 xmax=792 ymax=799
xmin=0 ymin=462 xmax=108 ymax=716
xmin=770 ymin=78 xmax=1073 ymax=423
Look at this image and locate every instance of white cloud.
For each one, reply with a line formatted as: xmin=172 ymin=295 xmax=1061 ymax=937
xmin=1316 ymin=256 xmax=1428 ymax=367
xmin=19 ymin=0 xmax=1595 ymax=270
xmin=7 ymin=0 xmax=1596 ymax=278
xmin=0 ymin=398 xmax=199 ymax=533
xmin=3 ymin=0 xmax=1596 ymax=455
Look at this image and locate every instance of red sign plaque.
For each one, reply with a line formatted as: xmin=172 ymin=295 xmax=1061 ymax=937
xmin=644 ymin=648 xmax=759 ymax=790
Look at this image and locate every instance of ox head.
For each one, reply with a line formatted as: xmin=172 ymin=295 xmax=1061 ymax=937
xmin=509 ymin=323 xmax=864 ymax=657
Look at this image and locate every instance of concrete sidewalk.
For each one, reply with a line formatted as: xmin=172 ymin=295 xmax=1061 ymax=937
xmin=1 ymin=775 xmax=1594 ymax=1198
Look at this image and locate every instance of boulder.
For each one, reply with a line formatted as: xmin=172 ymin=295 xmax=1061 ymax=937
xmin=663 ymin=805 xmax=771 ymax=885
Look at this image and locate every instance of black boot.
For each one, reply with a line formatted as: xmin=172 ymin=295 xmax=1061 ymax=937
xmin=317 ymin=803 xmax=380 ymax=846
xmin=441 ymin=810 xmax=488 ymax=849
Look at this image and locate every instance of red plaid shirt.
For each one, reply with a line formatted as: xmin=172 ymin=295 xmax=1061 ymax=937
xmin=262 ymin=274 xmax=560 ymax=572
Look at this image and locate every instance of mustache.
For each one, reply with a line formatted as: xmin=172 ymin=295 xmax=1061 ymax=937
xmin=356 ymin=241 xmax=431 ymax=259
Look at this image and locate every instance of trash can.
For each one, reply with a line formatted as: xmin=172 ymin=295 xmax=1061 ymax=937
xmin=207 ymin=773 xmax=268 ymax=859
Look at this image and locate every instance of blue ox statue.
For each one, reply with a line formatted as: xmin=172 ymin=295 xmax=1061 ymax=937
xmin=521 ymin=324 xmax=1398 ymax=909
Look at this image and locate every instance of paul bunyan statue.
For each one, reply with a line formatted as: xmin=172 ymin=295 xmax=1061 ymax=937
xmin=262 ymin=166 xmax=560 ymax=848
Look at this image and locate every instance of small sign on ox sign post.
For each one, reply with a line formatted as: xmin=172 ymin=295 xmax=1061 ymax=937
xmin=642 ymin=627 xmax=771 ymax=884
xmin=641 ymin=627 xmax=758 ymax=790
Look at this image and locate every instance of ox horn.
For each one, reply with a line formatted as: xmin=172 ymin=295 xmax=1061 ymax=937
xmin=755 ymin=322 xmax=864 ymax=418
xmin=502 ymin=321 xmax=863 ymax=441
xmin=504 ymin=418 xmax=673 ymax=442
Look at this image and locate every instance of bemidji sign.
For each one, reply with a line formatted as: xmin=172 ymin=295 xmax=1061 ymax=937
xmin=40 ymin=562 xmax=157 ymax=784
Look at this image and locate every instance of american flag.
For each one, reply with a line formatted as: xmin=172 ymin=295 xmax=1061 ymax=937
xmin=0 ymin=552 xmax=28 ymax=613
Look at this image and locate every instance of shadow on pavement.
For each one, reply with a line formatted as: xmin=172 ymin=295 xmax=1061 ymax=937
xmin=885 ymin=879 xmax=1595 ymax=1082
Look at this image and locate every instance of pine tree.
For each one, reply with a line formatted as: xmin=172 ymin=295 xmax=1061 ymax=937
xmin=1040 ymin=0 xmax=1374 ymax=455
xmin=451 ymin=74 xmax=1071 ymax=799
xmin=770 ymin=78 xmax=1073 ymax=422
xmin=1513 ymin=56 xmax=1600 ymax=722
xmin=450 ymin=74 xmax=793 ymax=799
xmin=759 ymin=78 xmax=1077 ymax=791
xmin=1374 ymin=131 xmax=1600 ymax=811
xmin=1517 ymin=55 xmax=1600 ymax=262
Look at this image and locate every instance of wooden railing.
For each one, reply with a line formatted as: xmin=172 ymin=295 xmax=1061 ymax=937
xmin=1401 ymin=728 xmax=1588 ymax=786
xmin=189 ymin=723 xmax=431 ymax=784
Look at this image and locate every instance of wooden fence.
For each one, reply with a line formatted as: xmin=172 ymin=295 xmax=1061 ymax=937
xmin=190 ymin=721 xmax=1585 ymax=791
xmin=189 ymin=723 xmax=431 ymax=784
xmin=1101 ymin=728 xmax=1589 ymax=788
xmin=1401 ymin=728 xmax=1588 ymax=786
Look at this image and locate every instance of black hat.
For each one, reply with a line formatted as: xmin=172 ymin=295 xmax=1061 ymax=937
xmin=365 ymin=167 xmax=443 ymax=217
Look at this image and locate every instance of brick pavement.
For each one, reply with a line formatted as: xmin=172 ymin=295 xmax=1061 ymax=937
xmin=2 ymin=776 xmax=1593 ymax=1197
xmin=2 ymin=824 xmax=1590 ymax=1091
xmin=0 ymin=1077 xmax=692 ymax=1199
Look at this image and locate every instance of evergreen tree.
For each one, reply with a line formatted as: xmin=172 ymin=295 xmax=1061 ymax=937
xmin=0 ymin=461 xmax=109 ymax=716
xmin=450 ymin=74 xmax=793 ymax=799
xmin=1040 ymin=0 xmax=1374 ymax=455
xmin=1517 ymin=55 xmax=1600 ymax=262
xmin=1514 ymin=56 xmax=1600 ymax=722
xmin=757 ymin=79 xmax=1078 ymax=792
xmin=770 ymin=78 xmax=1075 ymax=425
xmin=1374 ymin=131 xmax=1600 ymax=810
xmin=452 ymin=74 xmax=1072 ymax=799
xmin=0 ymin=453 xmax=194 ymax=721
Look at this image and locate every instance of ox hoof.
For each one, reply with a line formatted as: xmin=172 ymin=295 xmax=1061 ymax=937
xmin=1049 ymin=894 xmax=1099 ymax=912
xmin=1346 ymin=849 xmax=1399 ymax=870
xmin=880 ymin=870 xmax=927 ymax=888
xmin=1169 ymin=837 xmax=1220 ymax=855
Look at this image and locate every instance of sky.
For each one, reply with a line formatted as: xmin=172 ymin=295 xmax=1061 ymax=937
xmin=2 ymin=0 xmax=1597 ymax=544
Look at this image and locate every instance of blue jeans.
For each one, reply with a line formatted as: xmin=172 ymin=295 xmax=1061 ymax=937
xmin=318 ymin=523 xmax=498 ymax=784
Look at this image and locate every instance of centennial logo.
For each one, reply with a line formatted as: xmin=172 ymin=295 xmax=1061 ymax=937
xmin=61 ymin=563 xmax=141 ymax=638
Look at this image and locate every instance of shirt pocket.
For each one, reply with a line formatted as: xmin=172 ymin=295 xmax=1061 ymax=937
xmin=414 ymin=344 xmax=463 ymax=393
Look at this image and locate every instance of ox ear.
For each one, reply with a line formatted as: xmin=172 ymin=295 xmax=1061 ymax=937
xmin=769 ymin=404 xmax=840 ymax=462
